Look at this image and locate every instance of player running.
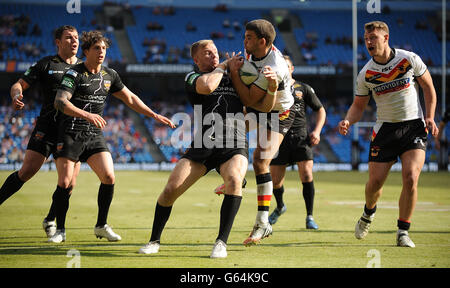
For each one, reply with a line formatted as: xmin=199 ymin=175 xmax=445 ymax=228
xmin=49 ymin=30 xmax=175 ymax=243
xmin=0 ymin=25 xmax=82 ymax=238
xmin=338 ymin=21 xmax=439 ymax=247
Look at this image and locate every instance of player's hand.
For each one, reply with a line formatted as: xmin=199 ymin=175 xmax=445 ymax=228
xmin=338 ymin=120 xmax=350 ymax=136
xmin=86 ymin=113 xmax=107 ymax=129
xmin=155 ymin=114 xmax=176 ymax=129
xmin=263 ymin=66 xmax=278 ymax=92
xmin=226 ymin=52 xmax=243 ymax=73
xmin=309 ymin=131 xmax=321 ymax=146
xmin=425 ymin=118 xmax=439 ymax=137
xmin=12 ymin=93 xmax=24 ymax=110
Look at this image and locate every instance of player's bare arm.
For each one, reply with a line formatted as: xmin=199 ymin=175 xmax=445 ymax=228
xmin=10 ymin=79 xmax=29 ymax=110
xmin=250 ymin=65 xmax=278 ymax=112
xmin=112 ymin=87 xmax=175 ymax=128
xmin=54 ymin=89 xmax=107 ymax=129
xmin=310 ymin=107 xmax=326 ymax=146
xmin=416 ymin=70 xmax=439 ymax=137
xmin=228 ymin=60 xmax=266 ymax=108
xmin=338 ymin=96 xmax=370 ymax=136
xmin=195 ymin=60 xmax=229 ymax=95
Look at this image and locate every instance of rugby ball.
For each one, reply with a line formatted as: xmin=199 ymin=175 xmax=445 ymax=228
xmin=239 ymin=60 xmax=259 ymax=85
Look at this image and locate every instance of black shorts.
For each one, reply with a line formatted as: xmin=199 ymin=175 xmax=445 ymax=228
xmin=26 ymin=118 xmax=58 ymax=158
xmin=270 ymin=134 xmax=313 ymax=166
xmin=54 ymin=131 xmax=110 ymax=162
xmin=369 ymin=118 xmax=427 ymax=162
xmin=246 ymin=105 xmax=295 ymax=136
xmin=181 ymin=146 xmax=248 ymax=174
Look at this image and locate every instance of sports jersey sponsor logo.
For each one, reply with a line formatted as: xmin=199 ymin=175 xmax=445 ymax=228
xmin=373 ymin=78 xmax=410 ymax=95
xmin=66 ymin=69 xmax=78 ymax=77
xmin=48 ymin=70 xmax=64 ymax=74
xmin=61 ymin=76 xmax=75 ymax=88
xmin=294 ymin=90 xmax=303 ymax=100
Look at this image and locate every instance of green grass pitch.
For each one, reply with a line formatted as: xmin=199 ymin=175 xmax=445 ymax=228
xmin=0 ymin=170 xmax=449 ymax=268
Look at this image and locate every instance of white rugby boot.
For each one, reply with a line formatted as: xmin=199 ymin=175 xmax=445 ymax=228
xmin=210 ymin=240 xmax=227 ymax=258
xmin=94 ymin=224 xmax=121 ymax=241
xmin=397 ymin=230 xmax=415 ymax=248
xmin=355 ymin=213 xmax=375 ymax=239
xmin=48 ymin=229 xmax=66 ymax=243
xmin=139 ymin=241 xmax=160 ymax=254
xmin=42 ymin=218 xmax=57 ymax=238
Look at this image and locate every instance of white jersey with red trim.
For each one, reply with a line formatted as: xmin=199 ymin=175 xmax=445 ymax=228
xmin=356 ymin=48 xmax=427 ymax=123
xmin=247 ymin=45 xmax=293 ymax=112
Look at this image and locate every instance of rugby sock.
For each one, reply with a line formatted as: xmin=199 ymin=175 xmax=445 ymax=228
xmin=45 ymin=186 xmax=73 ymax=221
xmin=0 ymin=171 xmax=25 ymax=205
xmin=363 ymin=204 xmax=377 ymax=217
xmin=302 ymin=181 xmax=315 ymax=216
xmin=397 ymin=219 xmax=411 ymax=231
xmin=256 ymin=173 xmax=272 ymax=226
xmin=150 ymin=202 xmax=172 ymax=243
xmin=96 ymin=183 xmax=114 ymax=227
xmin=53 ymin=185 xmax=72 ymax=230
xmin=217 ymin=194 xmax=242 ymax=244
xmin=273 ymin=186 xmax=285 ymax=210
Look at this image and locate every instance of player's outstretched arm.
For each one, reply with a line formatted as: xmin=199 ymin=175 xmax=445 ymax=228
xmin=112 ymin=87 xmax=176 ymax=128
xmin=416 ymin=70 xmax=439 ymax=137
xmin=10 ymin=79 xmax=29 ymax=111
xmin=338 ymin=96 xmax=369 ymax=136
xmin=54 ymin=89 xmax=107 ymax=129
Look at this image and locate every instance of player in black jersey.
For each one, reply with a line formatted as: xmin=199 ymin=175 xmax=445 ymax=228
xmin=49 ymin=31 xmax=175 ymax=243
xmin=0 ymin=25 xmax=81 ymax=238
xmin=139 ymin=39 xmax=273 ymax=258
xmin=268 ymin=55 xmax=326 ymax=229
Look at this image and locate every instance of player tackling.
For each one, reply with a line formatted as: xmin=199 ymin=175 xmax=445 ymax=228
xmin=338 ymin=21 xmax=439 ymax=247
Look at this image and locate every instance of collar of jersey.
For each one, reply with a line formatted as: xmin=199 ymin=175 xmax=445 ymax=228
xmin=372 ymin=47 xmax=396 ymax=66
xmin=250 ymin=45 xmax=272 ymax=62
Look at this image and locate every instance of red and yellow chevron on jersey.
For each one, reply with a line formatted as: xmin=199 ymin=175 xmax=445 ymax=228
xmin=365 ymin=58 xmax=412 ymax=84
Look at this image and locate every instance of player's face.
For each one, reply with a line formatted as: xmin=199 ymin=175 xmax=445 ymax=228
xmin=57 ymin=29 xmax=79 ymax=56
xmin=364 ymin=29 xmax=388 ymax=57
xmin=85 ymin=40 xmax=107 ymax=65
xmin=194 ymin=43 xmax=219 ymax=72
xmin=244 ymin=30 xmax=260 ymax=55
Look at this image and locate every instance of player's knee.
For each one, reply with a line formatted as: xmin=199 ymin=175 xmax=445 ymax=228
xmin=58 ymin=178 xmax=72 ymax=189
xmin=402 ymin=171 xmax=419 ymax=190
xmin=224 ymin=175 xmax=242 ymax=193
xmin=101 ymin=173 xmax=115 ymax=185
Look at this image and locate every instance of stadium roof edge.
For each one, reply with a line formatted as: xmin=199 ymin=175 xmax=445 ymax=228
xmin=0 ymin=0 xmax=445 ymax=11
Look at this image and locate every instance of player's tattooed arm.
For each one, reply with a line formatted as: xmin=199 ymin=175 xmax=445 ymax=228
xmin=54 ymin=89 xmax=73 ymax=113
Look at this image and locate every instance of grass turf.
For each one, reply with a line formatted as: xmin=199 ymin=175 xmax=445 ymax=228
xmin=0 ymin=170 xmax=449 ymax=268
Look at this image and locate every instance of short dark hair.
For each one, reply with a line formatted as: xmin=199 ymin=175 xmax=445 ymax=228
xmin=53 ymin=25 xmax=77 ymax=40
xmin=245 ymin=19 xmax=276 ymax=47
xmin=81 ymin=30 xmax=111 ymax=54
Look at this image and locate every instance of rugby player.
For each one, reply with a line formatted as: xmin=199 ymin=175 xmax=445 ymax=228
xmin=228 ymin=19 xmax=295 ymax=246
xmin=338 ymin=21 xmax=439 ymax=247
xmin=49 ymin=30 xmax=175 ymax=243
xmin=139 ymin=39 xmax=277 ymax=258
xmin=268 ymin=55 xmax=326 ymax=230
xmin=0 ymin=25 xmax=82 ymax=238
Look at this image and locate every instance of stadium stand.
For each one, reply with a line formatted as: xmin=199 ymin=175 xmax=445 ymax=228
xmin=0 ymin=1 xmax=446 ymax=168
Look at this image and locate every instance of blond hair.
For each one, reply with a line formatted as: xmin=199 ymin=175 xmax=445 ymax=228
xmin=364 ymin=21 xmax=389 ymax=34
xmin=190 ymin=39 xmax=214 ymax=58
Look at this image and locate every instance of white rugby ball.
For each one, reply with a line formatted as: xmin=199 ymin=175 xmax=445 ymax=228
xmin=239 ymin=60 xmax=259 ymax=85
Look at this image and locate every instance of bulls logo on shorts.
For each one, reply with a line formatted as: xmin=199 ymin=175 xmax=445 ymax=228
xmin=370 ymin=146 xmax=380 ymax=157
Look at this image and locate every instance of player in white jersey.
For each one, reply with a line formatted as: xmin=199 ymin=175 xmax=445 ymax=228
xmin=228 ymin=19 xmax=295 ymax=246
xmin=338 ymin=21 xmax=439 ymax=247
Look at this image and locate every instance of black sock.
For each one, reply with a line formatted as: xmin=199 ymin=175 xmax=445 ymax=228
xmin=273 ymin=186 xmax=285 ymax=210
xmin=53 ymin=185 xmax=72 ymax=230
xmin=364 ymin=204 xmax=377 ymax=217
xmin=150 ymin=202 xmax=172 ymax=243
xmin=217 ymin=194 xmax=242 ymax=244
xmin=96 ymin=183 xmax=114 ymax=227
xmin=0 ymin=171 xmax=25 ymax=205
xmin=302 ymin=181 xmax=315 ymax=216
xmin=397 ymin=219 xmax=411 ymax=231
xmin=46 ymin=186 xmax=72 ymax=221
